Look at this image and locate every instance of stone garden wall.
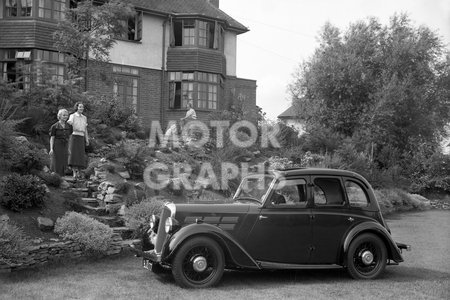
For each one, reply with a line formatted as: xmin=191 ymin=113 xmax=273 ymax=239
xmin=0 ymin=233 xmax=126 ymax=273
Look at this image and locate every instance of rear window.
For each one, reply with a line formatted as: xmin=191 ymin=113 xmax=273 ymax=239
xmin=345 ymin=181 xmax=369 ymax=207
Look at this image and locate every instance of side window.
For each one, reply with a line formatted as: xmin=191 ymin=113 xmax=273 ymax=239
xmin=313 ymin=178 xmax=345 ymax=206
xmin=118 ymin=11 xmax=142 ymax=41
xmin=345 ymin=181 xmax=369 ymax=207
xmin=270 ymin=179 xmax=307 ymax=207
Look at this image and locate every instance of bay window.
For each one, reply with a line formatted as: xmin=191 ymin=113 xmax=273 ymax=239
xmin=5 ymin=0 xmax=33 ymax=17
xmin=0 ymin=49 xmax=32 ymax=90
xmin=169 ymin=71 xmax=219 ymax=110
xmin=35 ymin=49 xmax=66 ymax=84
xmin=38 ymin=0 xmax=65 ymax=20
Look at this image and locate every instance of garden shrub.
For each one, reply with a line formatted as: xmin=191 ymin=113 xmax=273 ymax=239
xmin=54 ymin=212 xmax=113 ymax=254
xmin=101 ymin=163 xmax=116 ymax=173
xmin=300 ymin=125 xmax=344 ymax=154
xmin=407 ymin=151 xmax=450 ymax=194
xmin=0 ymin=92 xmax=24 ymax=164
xmin=122 ymin=143 xmax=155 ymax=179
xmin=276 ymin=145 xmax=304 ymax=165
xmin=0 ymin=174 xmax=46 ymax=212
xmin=115 ymin=181 xmax=132 ymax=194
xmin=33 ymin=170 xmax=62 ymax=187
xmin=374 ymin=188 xmax=430 ymax=214
xmin=90 ymin=96 xmax=134 ymax=128
xmin=0 ymin=221 xmax=31 ymax=265
xmin=6 ymin=139 xmax=49 ymax=174
xmin=274 ymin=122 xmax=302 ymax=148
xmin=300 ymin=151 xmax=325 ymax=167
xmin=124 ymin=198 xmax=165 ymax=237
xmin=209 ymin=144 xmax=254 ymax=196
xmin=266 ymin=156 xmax=300 ymax=170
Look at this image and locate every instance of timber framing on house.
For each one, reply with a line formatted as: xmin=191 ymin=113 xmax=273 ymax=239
xmin=0 ymin=0 xmax=257 ymax=125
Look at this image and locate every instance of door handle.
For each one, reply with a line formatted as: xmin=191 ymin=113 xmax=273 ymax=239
xmin=259 ymin=215 xmax=268 ymax=220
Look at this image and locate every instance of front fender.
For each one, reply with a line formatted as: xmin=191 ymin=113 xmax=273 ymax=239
xmin=162 ymin=223 xmax=260 ymax=269
xmin=343 ymin=221 xmax=404 ymax=263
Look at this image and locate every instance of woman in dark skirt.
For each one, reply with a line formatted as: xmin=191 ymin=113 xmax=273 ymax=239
xmin=67 ymin=102 xmax=89 ymax=179
xmin=49 ymin=109 xmax=73 ymax=176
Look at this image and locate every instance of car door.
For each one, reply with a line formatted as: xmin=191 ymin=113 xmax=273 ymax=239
xmin=244 ymin=177 xmax=313 ymax=264
xmin=310 ymin=176 xmax=354 ymax=264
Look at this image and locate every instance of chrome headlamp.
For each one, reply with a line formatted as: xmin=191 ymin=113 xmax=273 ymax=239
xmin=165 ymin=217 xmax=179 ymax=234
xmin=150 ymin=214 xmax=158 ymax=230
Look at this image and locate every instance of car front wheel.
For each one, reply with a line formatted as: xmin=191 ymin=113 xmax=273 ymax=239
xmin=172 ymin=236 xmax=225 ymax=288
xmin=347 ymin=233 xmax=387 ymax=279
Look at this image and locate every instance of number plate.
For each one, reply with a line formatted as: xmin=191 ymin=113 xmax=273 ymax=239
xmin=143 ymin=259 xmax=152 ymax=270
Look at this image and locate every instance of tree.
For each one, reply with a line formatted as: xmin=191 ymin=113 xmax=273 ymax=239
xmin=53 ymin=0 xmax=135 ymax=89
xmin=289 ymin=14 xmax=450 ymax=160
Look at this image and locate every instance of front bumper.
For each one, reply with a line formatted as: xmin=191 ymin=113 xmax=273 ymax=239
xmin=396 ymin=242 xmax=411 ymax=252
xmin=130 ymin=244 xmax=161 ymax=263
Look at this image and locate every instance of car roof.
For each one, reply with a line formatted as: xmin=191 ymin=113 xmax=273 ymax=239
xmin=272 ymin=168 xmax=365 ymax=180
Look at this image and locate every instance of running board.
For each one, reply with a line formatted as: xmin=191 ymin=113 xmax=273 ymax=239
xmin=258 ymin=261 xmax=342 ymax=270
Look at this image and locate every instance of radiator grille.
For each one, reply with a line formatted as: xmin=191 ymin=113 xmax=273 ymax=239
xmin=154 ymin=206 xmax=171 ymax=253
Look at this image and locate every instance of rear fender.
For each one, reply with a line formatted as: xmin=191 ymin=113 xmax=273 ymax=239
xmin=342 ymin=221 xmax=404 ymax=264
xmin=162 ymin=223 xmax=260 ymax=269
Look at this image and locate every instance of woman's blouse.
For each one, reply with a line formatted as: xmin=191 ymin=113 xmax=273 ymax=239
xmin=49 ymin=122 xmax=73 ymax=142
xmin=67 ymin=113 xmax=87 ymax=136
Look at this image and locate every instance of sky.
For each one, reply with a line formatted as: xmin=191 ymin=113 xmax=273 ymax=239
xmin=220 ymin=0 xmax=450 ymax=120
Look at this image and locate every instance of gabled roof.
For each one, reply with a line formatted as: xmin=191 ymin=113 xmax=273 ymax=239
xmin=124 ymin=0 xmax=248 ymax=33
xmin=278 ymin=105 xmax=301 ymax=119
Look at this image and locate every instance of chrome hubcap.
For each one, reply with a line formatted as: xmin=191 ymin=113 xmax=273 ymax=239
xmin=192 ymin=256 xmax=207 ymax=272
xmin=361 ymin=250 xmax=374 ymax=265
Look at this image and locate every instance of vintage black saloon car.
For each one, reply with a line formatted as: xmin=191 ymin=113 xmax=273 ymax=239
xmin=132 ymin=168 xmax=410 ymax=288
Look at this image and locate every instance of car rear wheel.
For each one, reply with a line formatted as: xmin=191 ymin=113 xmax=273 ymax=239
xmin=347 ymin=233 xmax=387 ymax=279
xmin=172 ymin=236 xmax=225 ymax=288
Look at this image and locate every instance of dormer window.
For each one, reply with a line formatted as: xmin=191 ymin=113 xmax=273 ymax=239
xmin=172 ymin=19 xmax=220 ymax=49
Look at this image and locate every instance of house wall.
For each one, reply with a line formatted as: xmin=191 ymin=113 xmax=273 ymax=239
xmin=109 ymin=14 xmax=166 ymax=70
xmin=223 ymin=31 xmax=237 ymax=76
xmin=224 ymin=77 xmax=257 ymax=122
xmin=86 ymin=61 xmax=162 ymax=126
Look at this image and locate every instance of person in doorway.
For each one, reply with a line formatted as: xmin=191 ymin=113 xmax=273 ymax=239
xmin=49 ymin=109 xmax=72 ymax=176
xmin=67 ymin=102 xmax=89 ymax=179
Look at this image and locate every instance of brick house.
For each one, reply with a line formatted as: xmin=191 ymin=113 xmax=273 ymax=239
xmin=0 ymin=0 xmax=257 ymax=126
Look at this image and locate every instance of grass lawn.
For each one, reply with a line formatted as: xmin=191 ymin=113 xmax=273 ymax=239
xmin=0 ymin=247 xmax=448 ymax=300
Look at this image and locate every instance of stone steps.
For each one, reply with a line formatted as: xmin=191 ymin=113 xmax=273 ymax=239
xmin=70 ymin=187 xmax=90 ymax=198
xmin=91 ymin=215 xmax=125 ymax=227
xmin=79 ymin=197 xmax=100 ymax=207
xmin=65 ymin=175 xmax=138 ymax=256
xmin=112 ymin=226 xmax=134 ymax=240
xmin=77 ymin=204 xmax=107 ymax=216
xmin=120 ymin=239 xmax=142 ymax=249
